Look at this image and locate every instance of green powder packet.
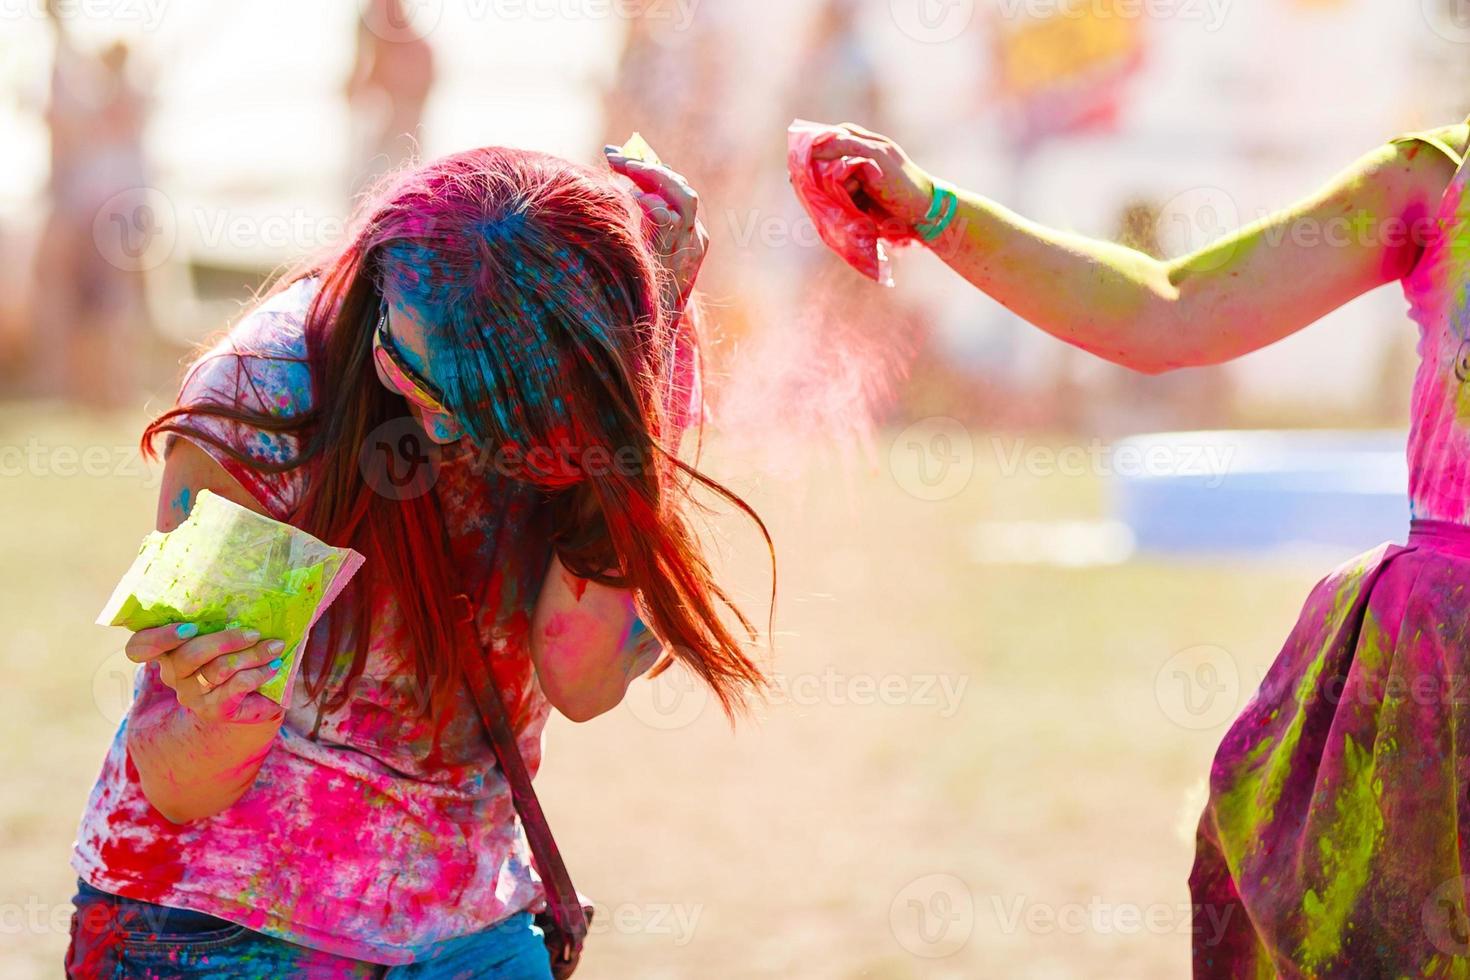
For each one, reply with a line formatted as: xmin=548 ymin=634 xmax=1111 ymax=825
xmin=619 ymin=131 xmax=663 ymax=166
xmin=96 ymin=489 xmax=365 ymax=704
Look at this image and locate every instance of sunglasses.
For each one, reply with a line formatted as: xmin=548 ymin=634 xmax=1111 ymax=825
xmin=373 ymin=306 xmax=450 ymax=416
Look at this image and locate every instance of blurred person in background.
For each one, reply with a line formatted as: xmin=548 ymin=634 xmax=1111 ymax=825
xmin=775 ymin=2 xmax=924 ymax=442
xmin=808 ymin=114 xmax=1470 ymax=976
xmin=66 ymin=144 xmax=770 ymax=977
xmin=602 ymin=5 xmax=737 ymax=212
xmin=346 ymin=0 xmax=436 ymax=198
xmin=789 ymin=0 xmax=882 ymax=128
xmin=1077 ymin=198 xmax=1237 ymax=433
xmin=32 ymin=0 xmax=149 ymax=408
xmin=601 ymin=7 xmax=756 ymax=334
xmin=0 ymin=214 xmax=33 ymax=391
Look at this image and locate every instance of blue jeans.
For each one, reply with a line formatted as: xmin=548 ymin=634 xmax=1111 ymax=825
xmin=65 ymin=880 xmax=554 ymax=979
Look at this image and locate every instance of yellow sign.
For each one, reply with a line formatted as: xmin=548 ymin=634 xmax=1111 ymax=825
xmin=994 ymin=0 xmax=1146 ymax=101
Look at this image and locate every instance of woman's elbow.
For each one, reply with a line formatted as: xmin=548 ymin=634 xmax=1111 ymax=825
xmin=137 ymin=775 xmax=230 ymax=825
xmin=554 ymin=695 xmax=618 ymax=724
xmin=533 ymin=657 xmax=626 ymax=723
xmin=1097 ymin=322 xmax=1208 ymax=375
xmin=130 ymin=743 xmax=241 ymax=824
xmin=1126 ymin=354 xmax=1184 ymax=376
xmin=541 ymin=680 xmax=622 ymax=723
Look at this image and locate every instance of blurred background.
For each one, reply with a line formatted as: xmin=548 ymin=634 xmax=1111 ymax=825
xmin=2 ymin=0 xmax=1469 ymax=977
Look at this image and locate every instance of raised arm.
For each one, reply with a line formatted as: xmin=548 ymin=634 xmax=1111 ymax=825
xmin=814 ymin=121 xmax=1469 ymax=374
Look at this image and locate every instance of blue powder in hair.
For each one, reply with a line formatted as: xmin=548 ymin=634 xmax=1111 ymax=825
xmin=479 ymin=209 xmax=528 ymax=244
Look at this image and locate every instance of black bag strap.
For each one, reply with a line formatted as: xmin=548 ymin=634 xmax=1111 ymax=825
xmin=449 ymin=595 xmax=588 ymax=967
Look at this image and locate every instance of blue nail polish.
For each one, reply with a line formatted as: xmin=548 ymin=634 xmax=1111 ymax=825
xmin=176 ymin=623 xmax=199 ymax=639
xmin=268 ymin=658 xmax=283 ymax=671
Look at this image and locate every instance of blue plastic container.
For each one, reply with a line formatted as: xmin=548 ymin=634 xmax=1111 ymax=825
xmin=1109 ymin=430 xmax=1409 ymax=555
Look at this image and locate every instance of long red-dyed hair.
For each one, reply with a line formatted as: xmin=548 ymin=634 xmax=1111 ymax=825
xmin=144 ymin=146 xmax=771 ymax=720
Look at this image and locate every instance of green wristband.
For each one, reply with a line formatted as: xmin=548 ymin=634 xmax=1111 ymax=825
xmin=914 ymin=180 xmax=958 ymax=242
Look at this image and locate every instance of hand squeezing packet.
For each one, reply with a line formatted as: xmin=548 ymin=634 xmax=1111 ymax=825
xmin=97 ymin=489 xmax=365 ymax=703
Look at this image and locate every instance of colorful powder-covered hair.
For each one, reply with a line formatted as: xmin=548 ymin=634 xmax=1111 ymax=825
xmin=144 ymin=146 xmax=771 ymax=721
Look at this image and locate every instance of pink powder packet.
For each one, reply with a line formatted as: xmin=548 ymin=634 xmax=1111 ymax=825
xmin=787 ymin=119 xmax=918 ymax=287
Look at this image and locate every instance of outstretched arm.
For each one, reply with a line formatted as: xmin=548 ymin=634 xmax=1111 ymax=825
xmin=813 ymin=121 xmax=1469 ymax=374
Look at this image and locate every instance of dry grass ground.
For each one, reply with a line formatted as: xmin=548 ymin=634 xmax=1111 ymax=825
xmin=0 ymin=402 xmax=1335 ymax=978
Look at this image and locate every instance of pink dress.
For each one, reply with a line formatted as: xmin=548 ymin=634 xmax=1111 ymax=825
xmin=72 ymin=278 xmax=556 ymax=965
xmin=1192 ymin=123 xmax=1470 ymax=976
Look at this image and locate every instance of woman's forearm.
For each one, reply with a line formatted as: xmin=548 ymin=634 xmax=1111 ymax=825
xmin=918 ymin=137 xmax=1444 ymax=374
xmin=923 ymin=191 xmax=1183 ymax=371
xmin=127 ymin=681 xmax=282 ymax=823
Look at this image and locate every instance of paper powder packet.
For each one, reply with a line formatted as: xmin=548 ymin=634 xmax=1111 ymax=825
xmin=619 ymin=131 xmax=663 ymax=166
xmin=97 ymin=489 xmax=364 ymax=704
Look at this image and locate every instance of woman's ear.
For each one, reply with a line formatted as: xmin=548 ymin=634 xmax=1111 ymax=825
xmin=419 ymin=408 xmax=464 ymax=444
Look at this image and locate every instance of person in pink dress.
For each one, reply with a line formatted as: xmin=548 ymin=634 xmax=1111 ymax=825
xmin=800 ymin=115 xmax=1470 ymax=976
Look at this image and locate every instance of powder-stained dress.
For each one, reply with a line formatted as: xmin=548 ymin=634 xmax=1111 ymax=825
xmin=1191 ymin=121 xmax=1470 ymax=978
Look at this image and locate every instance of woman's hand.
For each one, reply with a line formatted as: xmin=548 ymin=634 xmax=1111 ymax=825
xmin=808 ymin=122 xmax=936 ymax=229
xmin=126 ymin=624 xmax=286 ymax=726
xmin=604 ymin=145 xmax=709 ymax=311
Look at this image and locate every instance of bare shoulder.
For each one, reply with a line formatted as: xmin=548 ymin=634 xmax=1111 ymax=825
xmin=1423 ymin=118 xmax=1470 ymax=159
xmin=1376 ymin=120 xmax=1470 ymax=208
xmin=156 ymin=437 xmax=269 ymax=532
